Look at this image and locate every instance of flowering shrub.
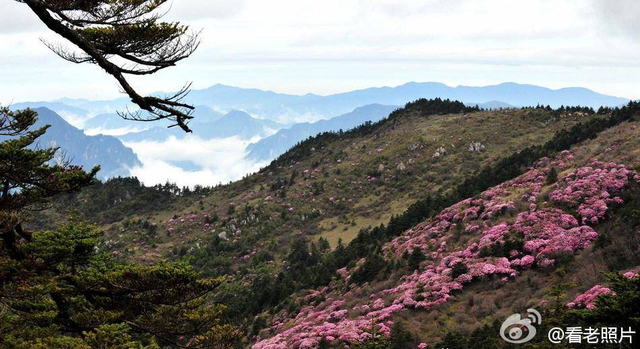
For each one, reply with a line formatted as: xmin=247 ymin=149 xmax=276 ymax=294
xmin=567 ymin=285 xmax=613 ymax=309
xmin=551 ymin=161 xmax=630 ymax=224
xmin=166 ymin=212 xmax=215 ymax=237
xmin=510 ymin=255 xmax=534 ymax=269
xmin=253 ymin=153 xmax=637 ymax=348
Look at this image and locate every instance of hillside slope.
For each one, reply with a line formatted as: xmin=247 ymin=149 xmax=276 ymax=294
xmin=33 ymin=100 xmax=639 ymax=347
xmin=83 ymin=101 xmax=595 ymax=262
xmin=253 ymin=113 xmax=639 ymax=348
xmin=246 ymin=104 xmax=398 ymax=161
xmin=42 ymin=101 xmax=608 ymax=260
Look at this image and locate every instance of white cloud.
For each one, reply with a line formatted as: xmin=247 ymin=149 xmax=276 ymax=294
xmin=166 ymin=0 xmax=248 ymax=20
xmin=1 ymin=0 xmax=640 ymax=101
xmin=592 ymin=0 xmax=640 ymax=38
xmin=0 ymin=1 xmax=47 ymax=33
xmin=124 ymin=135 xmax=269 ymax=187
xmin=54 ymin=111 xmax=90 ymax=129
xmin=85 ymin=126 xmax=147 ymax=137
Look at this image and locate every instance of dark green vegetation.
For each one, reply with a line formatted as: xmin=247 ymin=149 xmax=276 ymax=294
xmin=7 ymin=1 xmax=241 ymax=347
xmin=33 ymin=177 xmax=213 ymax=229
xmin=0 ymin=107 xmax=239 ymax=348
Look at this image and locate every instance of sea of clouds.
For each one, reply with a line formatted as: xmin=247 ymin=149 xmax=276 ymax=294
xmin=124 ymin=135 xmax=270 ymax=188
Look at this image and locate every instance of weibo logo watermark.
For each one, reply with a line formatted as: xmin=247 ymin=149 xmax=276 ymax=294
xmin=500 ymin=308 xmax=542 ymax=344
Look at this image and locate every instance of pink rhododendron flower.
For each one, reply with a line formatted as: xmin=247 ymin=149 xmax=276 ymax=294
xmin=568 ymin=285 xmax=613 ymax=309
xmin=253 ymin=155 xmax=637 ymax=349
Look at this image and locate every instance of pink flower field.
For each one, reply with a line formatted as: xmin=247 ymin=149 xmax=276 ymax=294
xmin=254 ymin=150 xmax=637 ymax=348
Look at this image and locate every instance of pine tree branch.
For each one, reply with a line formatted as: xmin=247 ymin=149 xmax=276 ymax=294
xmin=20 ymin=0 xmax=197 ymax=132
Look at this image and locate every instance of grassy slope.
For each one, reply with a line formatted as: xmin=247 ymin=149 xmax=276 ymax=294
xmin=398 ymin=120 xmax=640 ymax=344
xmin=84 ymin=107 xmax=594 ymax=267
xmin=270 ymin=119 xmax=639 ymax=346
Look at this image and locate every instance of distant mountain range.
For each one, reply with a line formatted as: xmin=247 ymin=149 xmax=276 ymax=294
xmin=4 ymin=107 xmax=141 ymax=179
xmin=16 ymin=82 xmax=630 ymax=129
xmin=54 ymin=96 xmax=132 ymax=116
xmin=8 ymin=82 xmax=632 ymax=181
xmin=11 ymin=101 xmax=92 ymax=129
xmin=119 ymin=110 xmax=283 ymax=143
xmin=83 ymin=105 xmax=226 ymax=135
xmin=180 ymin=82 xmax=629 ymax=123
xmin=246 ymin=104 xmax=398 ymax=161
xmin=468 ymin=100 xmax=516 ymax=110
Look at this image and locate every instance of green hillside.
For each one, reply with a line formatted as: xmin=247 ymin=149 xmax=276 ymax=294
xmin=29 ymin=100 xmax=639 ymax=347
xmin=36 ymin=101 xmax=593 ymax=260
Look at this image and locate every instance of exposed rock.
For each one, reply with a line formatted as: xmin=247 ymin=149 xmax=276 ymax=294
xmin=433 ymin=146 xmax=447 ymax=158
xmin=468 ymin=141 xmax=486 ymax=153
xmin=407 ymin=143 xmax=421 ymax=151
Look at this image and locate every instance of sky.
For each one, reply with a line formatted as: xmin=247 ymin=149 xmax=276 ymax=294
xmin=1 ymin=0 xmax=640 ymax=103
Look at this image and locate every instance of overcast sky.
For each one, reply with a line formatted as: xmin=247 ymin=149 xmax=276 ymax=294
xmin=2 ymin=0 xmax=639 ymax=103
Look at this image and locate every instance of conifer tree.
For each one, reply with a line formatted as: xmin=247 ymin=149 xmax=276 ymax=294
xmin=407 ymin=247 xmax=426 ymax=270
xmin=0 ymin=108 xmax=239 ymax=347
xmin=0 ymin=107 xmax=98 ymax=252
xmin=546 ymin=166 xmax=559 ymax=185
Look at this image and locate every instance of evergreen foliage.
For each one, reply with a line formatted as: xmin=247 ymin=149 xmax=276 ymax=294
xmin=407 ymin=247 xmax=426 ymax=271
xmin=546 ymin=166 xmax=559 ymax=185
xmin=0 ymin=109 xmax=239 ymax=347
xmin=433 ymin=273 xmax=640 ymax=348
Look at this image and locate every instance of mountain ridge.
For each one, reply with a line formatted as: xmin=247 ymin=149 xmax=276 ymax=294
xmin=6 ymin=107 xmax=141 ymax=179
xmin=246 ymin=104 xmax=398 ymax=161
xmin=16 ymin=82 xmax=629 ymax=128
xmin=184 ymin=82 xmax=628 ymax=123
xmin=118 ymin=109 xmax=284 ymax=143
